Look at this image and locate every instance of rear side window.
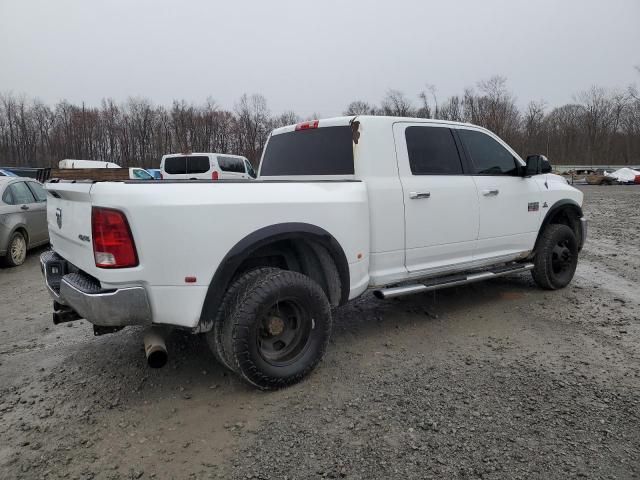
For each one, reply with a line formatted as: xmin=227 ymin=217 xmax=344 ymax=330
xmin=261 ymin=126 xmax=354 ymax=176
xmin=2 ymin=187 xmax=13 ymax=204
xmin=405 ymin=127 xmax=463 ymax=175
xmin=217 ymin=156 xmax=245 ymax=173
xmin=164 ymin=156 xmax=210 ymax=174
xmin=7 ymin=182 xmax=36 ymax=204
xmin=459 ymin=129 xmax=519 ymax=175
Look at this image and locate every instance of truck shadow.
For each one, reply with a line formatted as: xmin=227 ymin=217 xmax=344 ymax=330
xmin=54 ymin=272 xmax=541 ymax=408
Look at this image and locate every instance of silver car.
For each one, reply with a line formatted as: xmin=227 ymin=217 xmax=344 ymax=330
xmin=0 ymin=177 xmax=48 ymax=266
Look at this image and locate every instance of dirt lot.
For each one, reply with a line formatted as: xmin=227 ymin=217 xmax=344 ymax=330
xmin=1 ymin=185 xmax=639 ymax=480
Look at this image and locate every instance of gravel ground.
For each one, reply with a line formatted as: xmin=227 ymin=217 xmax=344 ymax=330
xmin=1 ymin=185 xmax=639 ymax=480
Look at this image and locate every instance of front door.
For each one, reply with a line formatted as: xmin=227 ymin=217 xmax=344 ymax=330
xmin=394 ymin=123 xmax=479 ymax=274
xmin=456 ymin=128 xmax=541 ymax=261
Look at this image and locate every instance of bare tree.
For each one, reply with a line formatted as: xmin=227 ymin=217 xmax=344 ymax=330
xmin=381 ymin=89 xmax=414 ymax=117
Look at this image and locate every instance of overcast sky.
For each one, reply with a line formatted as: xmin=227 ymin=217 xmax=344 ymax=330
xmin=1 ymin=0 xmax=638 ymax=117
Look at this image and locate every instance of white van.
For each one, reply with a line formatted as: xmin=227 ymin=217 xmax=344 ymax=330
xmin=160 ymin=153 xmax=256 ymax=180
xmin=59 ymin=159 xmax=154 ymax=180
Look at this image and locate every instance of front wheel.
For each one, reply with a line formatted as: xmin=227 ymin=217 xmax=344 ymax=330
xmin=219 ymin=268 xmax=332 ymax=390
xmin=532 ymin=224 xmax=578 ymax=290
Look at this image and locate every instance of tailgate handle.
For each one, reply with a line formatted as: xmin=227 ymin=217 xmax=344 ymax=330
xmin=21 ymin=204 xmax=29 ymax=210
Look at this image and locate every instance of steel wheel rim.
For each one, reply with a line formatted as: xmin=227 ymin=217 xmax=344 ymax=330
xmin=257 ymin=299 xmax=313 ymax=366
xmin=10 ymin=235 xmax=26 ymax=264
xmin=551 ymin=239 xmax=573 ymax=275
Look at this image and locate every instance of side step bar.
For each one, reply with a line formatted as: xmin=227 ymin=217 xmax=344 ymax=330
xmin=373 ymin=263 xmax=534 ymax=300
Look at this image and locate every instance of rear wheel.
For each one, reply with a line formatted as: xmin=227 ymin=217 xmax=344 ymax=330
xmin=217 ymin=268 xmax=332 ymax=389
xmin=532 ymin=224 xmax=578 ymax=290
xmin=4 ymin=231 xmax=27 ymax=267
xmin=206 ymin=267 xmax=279 ymax=370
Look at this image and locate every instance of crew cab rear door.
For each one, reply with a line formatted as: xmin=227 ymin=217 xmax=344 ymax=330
xmin=393 ymin=122 xmax=479 ymax=273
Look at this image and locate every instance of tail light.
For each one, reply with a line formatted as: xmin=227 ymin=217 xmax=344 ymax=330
xmin=212 ymin=171 xmax=219 ymax=180
xmin=91 ymin=207 xmax=138 ymax=268
xmin=295 ymin=120 xmax=319 ymax=131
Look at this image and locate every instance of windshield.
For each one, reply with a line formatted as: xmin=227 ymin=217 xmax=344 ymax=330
xmin=132 ymin=169 xmax=154 ymax=180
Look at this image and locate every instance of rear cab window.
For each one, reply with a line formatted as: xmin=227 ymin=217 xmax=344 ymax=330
xmin=260 ymin=126 xmax=354 ymax=176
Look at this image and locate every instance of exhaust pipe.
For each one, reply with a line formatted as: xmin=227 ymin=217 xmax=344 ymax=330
xmin=143 ymin=328 xmax=168 ymax=368
xmin=53 ymin=307 xmax=81 ymax=325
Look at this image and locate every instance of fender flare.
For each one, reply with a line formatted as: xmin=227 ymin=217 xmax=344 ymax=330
xmin=199 ymin=222 xmax=350 ymax=325
xmin=534 ymin=199 xmax=584 ymax=251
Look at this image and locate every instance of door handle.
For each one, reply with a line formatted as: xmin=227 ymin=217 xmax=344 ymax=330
xmin=409 ymin=192 xmax=431 ymax=199
xmin=482 ymin=189 xmax=499 ymax=196
xmin=21 ymin=205 xmax=29 ymax=210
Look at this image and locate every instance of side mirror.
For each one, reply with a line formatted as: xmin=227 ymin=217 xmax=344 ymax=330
xmin=525 ymin=154 xmax=552 ymax=176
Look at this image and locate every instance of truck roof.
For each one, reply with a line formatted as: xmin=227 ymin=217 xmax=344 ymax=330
xmin=162 ymin=152 xmax=247 ymax=159
xmin=271 ymin=115 xmax=475 ymax=136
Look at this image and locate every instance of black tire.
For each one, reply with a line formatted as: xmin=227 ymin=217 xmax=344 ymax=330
xmin=3 ymin=231 xmax=27 ymax=267
xmin=205 ymin=267 xmax=280 ymax=371
xmin=532 ymin=224 xmax=578 ymax=290
xmin=221 ymin=268 xmax=332 ymax=390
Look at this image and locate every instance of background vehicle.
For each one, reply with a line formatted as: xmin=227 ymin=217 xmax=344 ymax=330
xmin=147 ymin=168 xmax=162 ymax=180
xmin=1 ymin=177 xmax=48 ymax=266
xmin=160 ymin=153 xmax=255 ymax=180
xmin=42 ymin=116 xmax=586 ymax=388
xmin=0 ymin=169 xmax=18 ymax=177
xmin=59 ymin=159 xmax=154 ymax=180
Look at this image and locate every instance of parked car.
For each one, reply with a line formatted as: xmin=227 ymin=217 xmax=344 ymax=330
xmin=1 ymin=177 xmax=48 ymax=266
xmin=160 ymin=153 xmax=256 ymax=180
xmin=147 ymin=168 xmax=162 ymax=180
xmin=41 ymin=116 xmax=586 ymax=388
xmin=0 ymin=169 xmax=18 ymax=177
xmin=59 ymin=159 xmax=154 ymax=180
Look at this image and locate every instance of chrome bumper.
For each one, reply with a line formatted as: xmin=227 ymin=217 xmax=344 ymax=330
xmin=579 ymin=217 xmax=587 ymax=250
xmin=40 ymin=251 xmax=152 ymax=327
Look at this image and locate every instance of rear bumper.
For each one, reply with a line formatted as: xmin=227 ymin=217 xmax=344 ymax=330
xmin=40 ymin=251 xmax=152 ymax=327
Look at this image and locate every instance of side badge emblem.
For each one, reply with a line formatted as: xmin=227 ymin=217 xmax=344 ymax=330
xmin=55 ymin=208 xmax=62 ymax=229
xmin=543 ymin=202 xmax=548 ymax=208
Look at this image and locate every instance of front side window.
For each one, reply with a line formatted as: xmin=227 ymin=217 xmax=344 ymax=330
xmin=218 ymin=156 xmax=245 ymax=173
xmin=405 ymin=126 xmax=463 ymax=175
xmin=458 ymin=129 xmax=519 ymax=175
xmin=27 ymin=181 xmax=47 ymax=202
xmin=7 ymin=182 xmax=36 ymax=205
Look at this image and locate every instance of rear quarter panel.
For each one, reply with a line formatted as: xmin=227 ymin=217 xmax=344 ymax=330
xmin=86 ymin=181 xmax=370 ymax=325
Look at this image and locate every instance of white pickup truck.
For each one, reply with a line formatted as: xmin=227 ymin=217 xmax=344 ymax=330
xmin=41 ymin=116 xmax=586 ymax=389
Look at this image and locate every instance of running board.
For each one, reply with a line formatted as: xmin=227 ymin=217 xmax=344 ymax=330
xmin=373 ymin=263 xmax=534 ymax=300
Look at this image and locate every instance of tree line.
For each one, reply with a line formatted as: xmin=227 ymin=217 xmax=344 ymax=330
xmin=1 ymin=75 xmax=639 ymax=169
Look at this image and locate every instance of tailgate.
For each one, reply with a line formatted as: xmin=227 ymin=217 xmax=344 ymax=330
xmin=45 ymin=182 xmax=96 ymax=274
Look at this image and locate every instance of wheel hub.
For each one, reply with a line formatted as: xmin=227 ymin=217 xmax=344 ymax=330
xmin=267 ymin=316 xmax=285 ymax=336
